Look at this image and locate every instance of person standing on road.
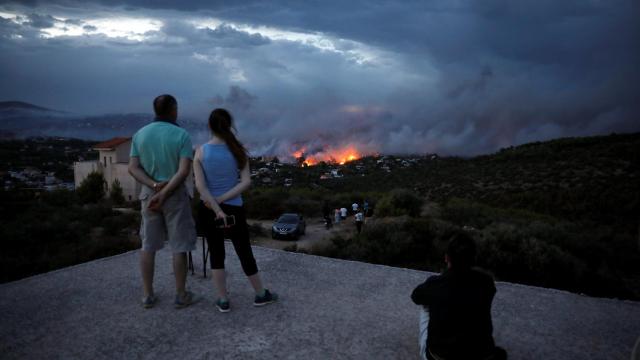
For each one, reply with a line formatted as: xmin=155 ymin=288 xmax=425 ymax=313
xmin=355 ymin=210 xmax=364 ymax=234
xmin=340 ymin=207 xmax=348 ymax=220
xmin=193 ymin=108 xmax=278 ymax=313
xmin=322 ymin=200 xmax=332 ymax=228
xmin=128 ymin=94 xmax=198 ymax=309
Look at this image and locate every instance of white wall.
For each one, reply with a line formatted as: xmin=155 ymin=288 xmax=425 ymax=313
xmin=114 ymin=141 xmax=131 ymax=163
xmin=74 ymin=161 xmax=102 ymax=188
xmin=110 ymin=164 xmax=140 ymax=201
xmin=75 ymin=139 xmax=193 ymax=201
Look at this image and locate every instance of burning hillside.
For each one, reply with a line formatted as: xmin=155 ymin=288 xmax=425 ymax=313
xmin=292 ymin=145 xmax=367 ymax=166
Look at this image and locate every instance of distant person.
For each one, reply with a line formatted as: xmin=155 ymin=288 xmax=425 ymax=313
xmin=363 ymin=200 xmax=370 ymax=217
xmin=128 ymin=94 xmax=198 ymax=309
xmin=352 ymin=202 xmax=359 ymax=214
xmin=354 ymin=210 xmax=364 ymax=234
xmin=193 ymin=108 xmax=278 ymax=313
xmin=411 ymin=232 xmax=507 ymax=360
xmin=322 ymin=200 xmax=332 ymax=229
xmin=340 ymin=207 xmax=348 ymax=220
xmin=334 ymin=208 xmax=341 ymax=224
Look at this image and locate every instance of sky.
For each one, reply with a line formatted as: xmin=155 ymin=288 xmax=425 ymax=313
xmin=0 ymin=0 xmax=638 ymax=157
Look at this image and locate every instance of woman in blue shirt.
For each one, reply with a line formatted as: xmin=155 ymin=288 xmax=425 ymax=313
xmin=193 ymin=108 xmax=278 ymax=312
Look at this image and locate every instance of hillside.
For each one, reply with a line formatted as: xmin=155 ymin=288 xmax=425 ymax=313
xmin=0 ymin=101 xmax=56 ymax=112
xmin=312 ymin=133 xmax=638 ymax=226
xmin=246 ymin=132 xmax=640 ymax=300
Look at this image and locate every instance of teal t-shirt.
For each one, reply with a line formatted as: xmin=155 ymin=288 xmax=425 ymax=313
xmin=130 ymin=121 xmax=193 ymax=182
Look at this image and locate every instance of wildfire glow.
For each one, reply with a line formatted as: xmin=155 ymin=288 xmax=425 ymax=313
xmin=293 ymin=145 xmax=363 ymax=166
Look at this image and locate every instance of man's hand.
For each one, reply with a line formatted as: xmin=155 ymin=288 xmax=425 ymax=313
xmin=153 ymin=181 xmax=168 ymax=192
xmin=147 ymin=190 xmax=168 ymax=212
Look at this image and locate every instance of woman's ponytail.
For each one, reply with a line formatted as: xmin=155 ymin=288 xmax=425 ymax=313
xmin=208 ymin=108 xmax=248 ymax=169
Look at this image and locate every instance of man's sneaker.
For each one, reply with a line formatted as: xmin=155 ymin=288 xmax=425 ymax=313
xmin=174 ymin=291 xmax=200 ymax=309
xmin=142 ymin=295 xmax=157 ymax=309
xmin=254 ymin=289 xmax=278 ymax=307
xmin=215 ymin=298 xmax=231 ymax=313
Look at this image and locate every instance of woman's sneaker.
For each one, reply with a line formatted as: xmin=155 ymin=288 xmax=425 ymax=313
xmin=215 ymin=298 xmax=231 ymax=313
xmin=254 ymin=289 xmax=278 ymax=307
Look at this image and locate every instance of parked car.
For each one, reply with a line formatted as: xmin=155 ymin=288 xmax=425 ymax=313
xmin=272 ymin=213 xmax=306 ymax=240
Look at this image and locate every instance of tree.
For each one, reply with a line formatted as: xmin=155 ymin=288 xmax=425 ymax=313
xmin=109 ymin=179 xmax=125 ymax=205
xmin=76 ymin=171 xmax=106 ymax=204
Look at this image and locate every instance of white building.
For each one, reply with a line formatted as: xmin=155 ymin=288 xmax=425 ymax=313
xmin=74 ymin=137 xmax=140 ymax=202
xmin=74 ymin=137 xmax=194 ymax=202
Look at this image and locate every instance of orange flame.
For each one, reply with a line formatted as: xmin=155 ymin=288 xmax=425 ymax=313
xmin=293 ymin=145 xmax=363 ymax=166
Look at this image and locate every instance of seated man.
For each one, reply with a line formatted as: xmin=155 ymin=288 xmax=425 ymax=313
xmin=411 ymin=232 xmax=507 ymax=360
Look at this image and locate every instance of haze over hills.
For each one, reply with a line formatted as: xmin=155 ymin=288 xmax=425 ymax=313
xmin=0 ymin=100 xmax=222 ymax=145
xmin=0 ymin=101 xmax=59 ymax=112
xmin=0 ymin=101 xmax=157 ymax=141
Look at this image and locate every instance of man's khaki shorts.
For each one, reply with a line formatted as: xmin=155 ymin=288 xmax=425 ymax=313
xmin=139 ymin=185 xmax=196 ymax=253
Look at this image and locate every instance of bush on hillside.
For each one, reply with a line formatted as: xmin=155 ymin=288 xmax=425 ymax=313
xmin=375 ymin=189 xmax=423 ymax=217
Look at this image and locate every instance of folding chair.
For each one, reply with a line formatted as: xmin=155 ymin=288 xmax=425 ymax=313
xmin=188 ymin=205 xmax=210 ymax=277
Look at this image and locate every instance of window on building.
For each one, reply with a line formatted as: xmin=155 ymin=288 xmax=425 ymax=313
xmin=103 ymin=156 xmax=106 ymax=167
xmin=128 ymin=195 xmax=132 ymax=201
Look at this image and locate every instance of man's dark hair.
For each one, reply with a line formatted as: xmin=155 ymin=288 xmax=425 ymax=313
xmin=446 ymin=231 xmax=477 ymax=269
xmin=153 ymin=94 xmax=177 ymax=118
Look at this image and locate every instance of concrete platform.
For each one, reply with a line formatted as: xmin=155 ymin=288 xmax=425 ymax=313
xmin=1 ymin=242 xmax=639 ymax=359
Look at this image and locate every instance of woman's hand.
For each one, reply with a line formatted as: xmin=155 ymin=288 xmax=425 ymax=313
xmin=203 ymin=198 xmax=228 ymax=226
xmin=215 ymin=209 xmax=227 ymax=221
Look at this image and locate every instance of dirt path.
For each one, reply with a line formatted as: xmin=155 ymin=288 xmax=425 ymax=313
xmin=248 ymin=217 xmax=360 ymax=251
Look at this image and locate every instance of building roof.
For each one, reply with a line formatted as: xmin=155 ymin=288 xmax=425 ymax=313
xmin=93 ymin=137 xmax=131 ymax=150
xmin=1 ymin=243 xmax=639 ymax=359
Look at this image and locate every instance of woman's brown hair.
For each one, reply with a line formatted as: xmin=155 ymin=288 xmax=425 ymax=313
xmin=208 ymin=108 xmax=248 ymax=169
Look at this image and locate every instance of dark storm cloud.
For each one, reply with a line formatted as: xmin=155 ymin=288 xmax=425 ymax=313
xmin=210 ymin=85 xmax=257 ymax=111
xmin=0 ymin=0 xmax=638 ymax=156
xmin=26 ymin=13 xmax=55 ymax=28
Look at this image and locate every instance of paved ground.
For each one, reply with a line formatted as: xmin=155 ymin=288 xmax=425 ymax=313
xmin=1 ymin=242 xmax=639 ymax=359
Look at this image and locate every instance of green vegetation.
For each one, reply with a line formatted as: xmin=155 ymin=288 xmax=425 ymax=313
xmin=0 ymin=187 xmax=140 ymax=283
xmin=1 ymin=133 xmax=638 ymax=300
xmin=375 ymin=189 xmax=423 ymax=217
xmin=267 ymin=133 xmax=640 ymax=300
xmin=76 ymin=171 xmax=106 ymax=204
xmin=109 ymin=179 xmax=125 ymax=205
xmin=314 ymin=198 xmax=638 ymax=299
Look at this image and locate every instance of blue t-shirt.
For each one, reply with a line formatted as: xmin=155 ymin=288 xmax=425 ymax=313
xmin=201 ymin=143 xmax=242 ymax=206
xmin=130 ymin=120 xmax=193 ymax=182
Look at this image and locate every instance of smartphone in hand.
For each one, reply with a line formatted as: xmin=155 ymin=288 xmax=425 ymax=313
xmin=215 ymin=215 xmax=236 ymax=228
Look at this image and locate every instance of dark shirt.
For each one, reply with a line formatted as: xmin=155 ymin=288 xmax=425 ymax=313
xmin=411 ymin=268 xmax=497 ymax=359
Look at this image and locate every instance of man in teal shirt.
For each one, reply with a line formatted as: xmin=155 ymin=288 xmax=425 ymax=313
xmin=128 ymin=94 xmax=198 ymax=309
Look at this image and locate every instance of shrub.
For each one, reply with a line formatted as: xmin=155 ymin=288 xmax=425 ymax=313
xmin=314 ymin=217 xmax=437 ymax=270
xmin=375 ymin=189 xmax=423 ymax=217
xmin=76 ymin=171 xmax=106 ymax=204
xmin=109 ymin=179 xmax=125 ymax=205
